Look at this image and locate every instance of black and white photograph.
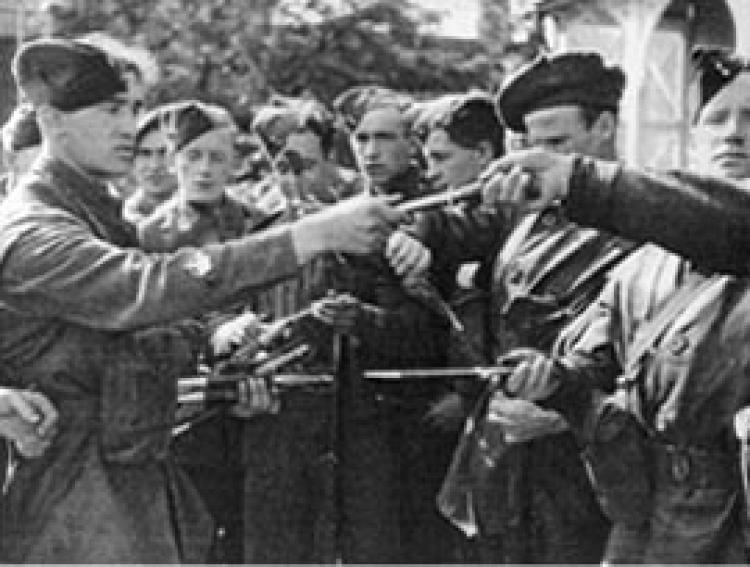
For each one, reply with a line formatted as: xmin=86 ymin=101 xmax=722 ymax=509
xmin=0 ymin=0 xmax=748 ymax=563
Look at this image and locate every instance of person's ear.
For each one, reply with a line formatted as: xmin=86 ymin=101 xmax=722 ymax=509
xmin=591 ymin=111 xmax=617 ymax=143
xmin=36 ymin=104 xmax=65 ymax=141
xmin=475 ymin=139 xmax=494 ymax=168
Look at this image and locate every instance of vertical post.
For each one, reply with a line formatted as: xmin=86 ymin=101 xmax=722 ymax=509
xmin=331 ymin=331 xmax=349 ymax=564
xmin=727 ymin=0 xmax=750 ymax=56
xmin=16 ymin=0 xmax=26 ymax=50
xmin=606 ymin=0 xmax=670 ymax=166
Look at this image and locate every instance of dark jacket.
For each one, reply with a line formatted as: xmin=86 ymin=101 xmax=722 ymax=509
xmin=565 ymin=158 xmax=750 ymax=275
xmin=418 ymin=200 xmax=633 ymax=563
xmin=138 ymin=192 xmax=249 ymax=251
xmin=0 ymin=158 xmax=299 ymax=563
xmin=549 ymin=244 xmax=750 ymax=563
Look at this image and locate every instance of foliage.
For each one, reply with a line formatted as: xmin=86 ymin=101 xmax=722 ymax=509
xmin=34 ymin=0 xmax=541 ymax=116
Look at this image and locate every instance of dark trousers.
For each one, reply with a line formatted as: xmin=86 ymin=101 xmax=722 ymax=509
xmin=242 ymin=392 xmax=336 ymax=563
xmin=393 ymin=403 xmax=467 ymax=563
xmin=241 ymin=391 xmax=463 ymax=564
xmin=474 ymin=432 xmax=609 ymax=564
xmin=172 ymin=413 xmax=245 ymax=563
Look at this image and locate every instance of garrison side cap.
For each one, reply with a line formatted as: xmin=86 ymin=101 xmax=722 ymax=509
xmin=692 ymin=47 xmax=750 ymax=114
xmin=497 ymin=51 xmax=626 ymax=133
xmin=12 ymin=38 xmax=128 ymax=111
xmin=169 ymin=100 xmax=235 ymax=152
xmin=135 ymin=103 xmax=182 ymax=148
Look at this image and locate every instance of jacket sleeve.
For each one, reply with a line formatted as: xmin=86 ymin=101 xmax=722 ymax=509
xmin=0 ymin=209 xmax=300 ymax=331
xmin=566 ymin=158 xmax=750 ymax=275
xmin=542 ymin=274 xmax=626 ymax=430
xmin=409 ymin=204 xmax=514 ymax=268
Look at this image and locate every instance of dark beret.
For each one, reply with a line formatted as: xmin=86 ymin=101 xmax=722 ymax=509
xmin=692 ymin=47 xmax=750 ymax=113
xmin=497 ymin=51 xmax=626 ymax=132
xmin=170 ymin=101 xmax=235 ymax=151
xmin=2 ymin=104 xmax=41 ymax=153
xmin=12 ymin=38 xmax=128 ymax=111
xmin=135 ymin=104 xmax=178 ymax=148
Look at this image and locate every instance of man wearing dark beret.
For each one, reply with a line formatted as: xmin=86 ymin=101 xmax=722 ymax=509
xmin=472 ymin=48 xmax=750 ymax=563
xmin=387 ymin=52 xmax=635 ymax=564
xmin=0 ymin=37 xmax=403 ymax=563
xmin=498 ymin=51 xmax=625 ymax=157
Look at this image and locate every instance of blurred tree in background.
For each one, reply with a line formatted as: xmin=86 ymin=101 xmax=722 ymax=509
xmin=32 ymin=0 xmax=544 ymax=118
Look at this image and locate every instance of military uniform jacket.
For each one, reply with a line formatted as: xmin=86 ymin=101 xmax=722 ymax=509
xmin=0 ymin=158 xmax=299 ymax=563
xmin=562 ymin=243 xmax=749 ymax=448
xmin=416 ymin=205 xmax=634 ymax=356
xmin=331 ymin=168 xmax=452 ymax=414
xmin=423 ymin=206 xmax=633 ymax=562
xmin=137 ymin=192 xmax=249 ymax=251
xmin=554 ymin=243 xmax=750 ymax=560
xmin=565 ymin=158 xmax=750 ymax=275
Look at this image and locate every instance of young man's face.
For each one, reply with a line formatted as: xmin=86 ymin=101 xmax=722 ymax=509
xmin=133 ymin=128 xmax=175 ymax=198
xmin=524 ymin=104 xmax=601 ymax=157
xmin=60 ymin=90 xmax=143 ymax=178
xmin=425 ymin=127 xmax=487 ymax=192
xmin=352 ymin=107 xmax=411 ymax=188
xmin=694 ymin=72 xmax=750 ymax=181
xmin=175 ymin=127 xmax=235 ymax=204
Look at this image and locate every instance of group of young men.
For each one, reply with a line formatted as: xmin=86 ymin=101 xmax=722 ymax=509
xmin=0 ymin=28 xmax=750 ymax=565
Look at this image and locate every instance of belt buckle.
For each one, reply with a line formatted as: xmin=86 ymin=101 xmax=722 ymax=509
xmin=670 ymin=448 xmax=691 ymax=483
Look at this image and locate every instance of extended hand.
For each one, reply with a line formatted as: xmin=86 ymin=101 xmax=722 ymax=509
xmin=479 ymin=148 xmax=576 ymax=212
xmin=211 ymin=312 xmax=266 ymax=357
xmin=310 ymin=292 xmax=361 ymax=332
xmin=498 ymin=347 xmax=560 ymax=401
xmin=385 ymin=230 xmax=432 ymax=278
xmin=0 ymin=388 xmax=59 ymax=458
xmin=291 ymin=193 xmax=407 ymax=260
xmin=487 ymin=392 xmax=568 ymax=443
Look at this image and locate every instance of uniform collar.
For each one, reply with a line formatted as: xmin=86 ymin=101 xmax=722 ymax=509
xmin=31 ymin=156 xmax=121 ymax=213
xmin=27 ymin=157 xmax=133 ymax=245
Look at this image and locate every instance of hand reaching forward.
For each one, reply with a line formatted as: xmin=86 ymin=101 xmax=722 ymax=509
xmin=0 ymin=388 xmax=59 ymax=458
xmin=291 ymin=193 xmax=406 ymax=261
xmin=385 ymin=230 xmax=432 ymax=278
xmin=480 ymin=148 xmax=577 ymax=212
